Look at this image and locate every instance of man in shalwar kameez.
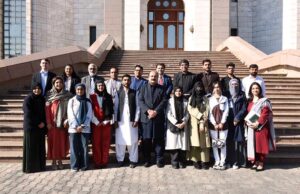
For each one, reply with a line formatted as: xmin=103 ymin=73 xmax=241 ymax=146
xmin=114 ymin=74 xmax=140 ymax=168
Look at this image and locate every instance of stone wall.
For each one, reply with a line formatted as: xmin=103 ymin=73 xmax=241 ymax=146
xmin=252 ymin=0 xmax=282 ymax=54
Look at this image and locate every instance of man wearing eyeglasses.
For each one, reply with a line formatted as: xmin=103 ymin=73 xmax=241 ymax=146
xmin=81 ymin=63 xmax=105 ymax=98
xmin=130 ymin=64 xmax=147 ymax=93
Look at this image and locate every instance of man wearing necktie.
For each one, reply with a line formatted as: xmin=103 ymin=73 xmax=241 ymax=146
xmin=81 ymin=63 xmax=105 ymax=98
xmin=31 ymin=58 xmax=56 ymax=96
xmin=156 ymin=63 xmax=173 ymax=98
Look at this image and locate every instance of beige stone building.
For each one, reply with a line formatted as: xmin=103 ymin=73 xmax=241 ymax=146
xmin=1 ymin=0 xmax=300 ymax=59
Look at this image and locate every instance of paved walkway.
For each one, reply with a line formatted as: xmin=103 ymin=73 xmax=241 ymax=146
xmin=0 ymin=163 xmax=299 ymax=194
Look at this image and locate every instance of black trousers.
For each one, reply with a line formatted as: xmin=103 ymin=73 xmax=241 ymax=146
xmin=142 ymin=138 xmax=165 ymax=163
xmin=170 ymin=150 xmax=186 ymax=165
xmin=233 ymin=141 xmax=247 ymax=167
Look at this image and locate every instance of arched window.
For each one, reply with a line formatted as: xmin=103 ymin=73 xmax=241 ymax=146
xmin=148 ymin=0 xmax=184 ymax=50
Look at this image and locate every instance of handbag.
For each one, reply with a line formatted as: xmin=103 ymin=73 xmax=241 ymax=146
xmin=168 ymin=121 xmax=183 ymax=133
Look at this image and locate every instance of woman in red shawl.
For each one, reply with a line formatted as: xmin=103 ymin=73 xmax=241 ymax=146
xmin=245 ymin=82 xmax=276 ymax=171
xmin=46 ymin=76 xmax=72 ymax=170
xmin=90 ymin=80 xmax=114 ymax=168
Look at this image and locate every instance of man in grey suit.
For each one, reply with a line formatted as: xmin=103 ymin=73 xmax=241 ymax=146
xmin=81 ymin=63 xmax=105 ymax=98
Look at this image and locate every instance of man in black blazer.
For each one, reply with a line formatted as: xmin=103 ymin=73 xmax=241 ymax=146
xmin=198 ymin=59 xmax=220 ymax=95
xmin=81 ymin=63 xmax=105 ymax=98
xmin=31 ymin=58 xmax=56 ymax=96
xmin=139 ymin=71 xmax=167 ymax=168
xmin=173 ymin=59 xmax=198 ymax=99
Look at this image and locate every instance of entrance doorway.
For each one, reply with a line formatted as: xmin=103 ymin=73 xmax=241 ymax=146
xmin=148 ymin=0 xmax=184 ymax=50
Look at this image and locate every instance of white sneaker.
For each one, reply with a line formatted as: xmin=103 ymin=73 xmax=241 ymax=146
xmin=232 ymin=165 xmax=239 ymax=170
xmin=219 ymin=165 xmax=226 ymax=170
xmin=213 ymin=164 xmax=219 ymax=170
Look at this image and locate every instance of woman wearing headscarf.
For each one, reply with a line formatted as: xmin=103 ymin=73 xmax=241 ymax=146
xmin=209 ymin=81 xmax=229 ymax=170
xmin=22 ymin=83 xmax=47 ymax=173
xmin=227 ymin=79 xmax=247 ymax=169
xmin=45 ymin=76 xmax=72 ymax=170
xmin=187 ymin=82 xmax=211 ymax=170
xmin=90 ymin=80 xmax=114 ymax=168
xmin=245 ymin=82 xmax=276 ymax=171
xmin=165 ymin=87 xmax=189 ymax=169
xmin=62 ymin=64 xmax=81 ymax=95
xmin=67 ymin=83 xmax=93 ymax=171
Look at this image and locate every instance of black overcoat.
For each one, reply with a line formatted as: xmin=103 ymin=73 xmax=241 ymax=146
xmin=138 ymin=84 xmax=167 ymax=139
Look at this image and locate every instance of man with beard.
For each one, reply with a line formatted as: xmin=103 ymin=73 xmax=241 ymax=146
xmin=198 ymin=59 xmax=220 ymax=96
xmin=114 ymin=74 xmax=140 ymax=168
xmin=173 ymin=59 xmax=198 ymax=99
xmin=81 ymin=63 xmax=105 ymax=98
xmin=221 ymin=62 xmax=241 ymax=98
xmin=242 ymin=64 xmax=266 ymax=99
xmin=139 ymin=71 xmax=167 ymax=168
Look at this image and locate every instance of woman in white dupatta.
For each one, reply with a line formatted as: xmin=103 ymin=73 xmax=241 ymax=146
xmin=245 ymin=82 xmax=276 ymax=171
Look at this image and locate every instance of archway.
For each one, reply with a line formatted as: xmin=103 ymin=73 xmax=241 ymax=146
xmin=148 ymin=0 xmax=184 ymax=50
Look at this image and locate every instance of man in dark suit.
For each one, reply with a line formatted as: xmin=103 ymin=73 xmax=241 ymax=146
xmin=81 ymin=63 xmax=105 ymax=98
xmin=198 ymin=59 xmax=220 ymax=95
xmin=156 ymin=63 xmax=173 ymax=98
xmin=31 ymin=58 xmax=56 ymax=96
xmin=139 ymin=71 xmax=167 ymax=168
xmin=173 ymin=59 xmax=198 ymax=99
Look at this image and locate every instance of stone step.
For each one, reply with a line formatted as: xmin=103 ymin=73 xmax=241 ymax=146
xmin=266 ymin=152 xmax=300 ymax=164
xmin=0 ymin=131 xmax=23 ymax=141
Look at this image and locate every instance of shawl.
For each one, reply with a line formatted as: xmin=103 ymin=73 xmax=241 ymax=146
xmin=246 ymin=97 xmax=276 ymax=161
xmin=46 ymin=87 xmax=72 ymax=128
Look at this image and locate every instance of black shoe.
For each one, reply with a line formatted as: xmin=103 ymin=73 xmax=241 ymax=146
xmin=172 ymin=163 xmax=179 ymax=169
xmin=117 ymin=161 xmax=124 ymax=168
xmin=156 ymin=161 xmax=164 ymax=168
xmin=201 ymin=162 xmax=209 ymax=170
xmin=144 ymin=161 xmax=151 ymax=168
xmin=193 ymin=162 xmax=202 ymax=169
xmin=179 ymin=162 xmax=186 ymax=169
xmin=129 ymin=162 xmax=137 ymax=168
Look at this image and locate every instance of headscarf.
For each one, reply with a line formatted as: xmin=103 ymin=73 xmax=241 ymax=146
xmin=45 ymin=76 xmax=72 ymax=128
xmin=75 ymin=83 xmax=90 ymax=125
xmin=229 ymin=78 xmax=240 ymax=99
xmin=173 ymin=87 xmax=184 ymax=122
xmin=189 ymin=81 xmax=206 ymax=111
xmin=94 ymin=80 xmax=113 ymax=119
xmin=31 ymin=83 xmax=43 ymax=99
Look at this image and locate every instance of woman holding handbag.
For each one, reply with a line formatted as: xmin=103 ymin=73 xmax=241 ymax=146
xmin=165 ymin=87 xmax=189 ymax=169
xmin=209 ymin=81 xmax=229 ymax=170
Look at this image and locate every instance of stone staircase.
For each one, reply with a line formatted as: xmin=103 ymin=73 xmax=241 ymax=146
xmin=1 ymin=50 xmax=300 ymax=163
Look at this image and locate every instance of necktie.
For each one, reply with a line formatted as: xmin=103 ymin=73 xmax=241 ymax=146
xmin=90 ymin=76 xmax=95 ymax=94
xmin=159 ymin=77 xmax=163 ymax=85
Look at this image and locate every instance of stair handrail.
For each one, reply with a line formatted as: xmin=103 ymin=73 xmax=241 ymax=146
xmin=216 ymin=36 xmax=267 ymax=67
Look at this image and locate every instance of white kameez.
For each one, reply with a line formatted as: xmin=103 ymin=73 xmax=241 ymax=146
xmin=114 ymin=90 xmax=140 ymax=146
xmin=165 ymin=98 xmax=190 ymax=151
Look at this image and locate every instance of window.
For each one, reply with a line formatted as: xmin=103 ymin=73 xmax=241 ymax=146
xmin=231 ymin=0 xmax=238 ymax=2
xmin=230 ymin=28 xmax=238 ymax=36
xmin=89 ymin=26 xmax=97 ymax=46
xmin=3 ymin=0 xmax=26 ymax=58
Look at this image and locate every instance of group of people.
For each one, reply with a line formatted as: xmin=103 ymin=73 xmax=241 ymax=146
xmin=22 ymin=58 xmax=276 ymax=173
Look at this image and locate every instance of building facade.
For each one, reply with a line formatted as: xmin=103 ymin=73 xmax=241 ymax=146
xmin=1 ymin=0 xmax=300 ymax=59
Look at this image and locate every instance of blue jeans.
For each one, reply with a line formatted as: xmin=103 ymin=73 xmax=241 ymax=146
xmin=69 ymin=133 xmax=90 ymax=170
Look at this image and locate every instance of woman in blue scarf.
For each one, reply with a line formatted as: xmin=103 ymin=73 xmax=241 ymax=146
xmin=67 ymin=83 xmax=92 ymax=171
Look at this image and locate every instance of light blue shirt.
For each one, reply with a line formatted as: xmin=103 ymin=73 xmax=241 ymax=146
xmin=40 ymin=71 xmax=48 ymax=95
